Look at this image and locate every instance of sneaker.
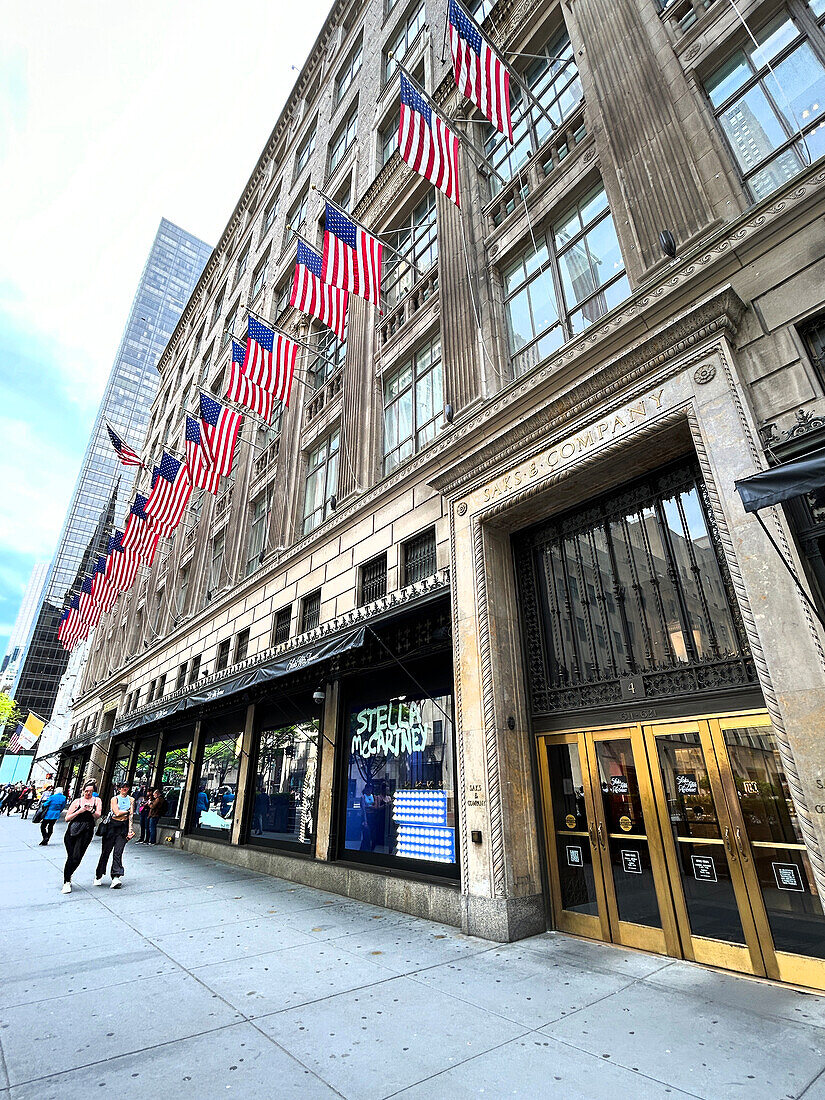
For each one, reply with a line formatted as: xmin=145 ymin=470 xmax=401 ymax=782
xmin=38 ymin=840 xmax=47 ymax=846
xmin=94 ymin=877 xmax=105 ymax=886
xmin=62 ymin=882 xmax=71 ymax=894
xmin=110 ymin=877 xmax=122 ymax=889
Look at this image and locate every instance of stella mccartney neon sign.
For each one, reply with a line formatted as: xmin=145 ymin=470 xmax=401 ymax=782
xmin=351 ymin=701 xmax=428 ymax=759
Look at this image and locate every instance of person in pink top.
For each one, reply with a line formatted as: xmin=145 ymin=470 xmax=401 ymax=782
xmin=62 ymin=780 xmax=103 ymax=894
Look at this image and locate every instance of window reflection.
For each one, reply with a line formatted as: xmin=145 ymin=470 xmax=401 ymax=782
xmin=248 ymin=720 xmax=319 ymax=847
xmin=192 ymin=719 xmax=243 ymax=836
xmin=158 ymin=734 xmax=193 ymax=822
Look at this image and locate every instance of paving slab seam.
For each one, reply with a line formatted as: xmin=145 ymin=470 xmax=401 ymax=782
xmin=0 ymin=961 xmax=189 ymax=1014
xmin=798 ymin=1061 xmax=825 ymax=1098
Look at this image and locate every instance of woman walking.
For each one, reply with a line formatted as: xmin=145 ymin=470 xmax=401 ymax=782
xmin=95 ymin=781 xmax=134 ymax=889
xmin=62 ymin=780 xmax=102 ymax=893
xmin=147 ymin=788 xmax=167 ymax=845
xmin=38 ymin=786 xmax=66 ymax=845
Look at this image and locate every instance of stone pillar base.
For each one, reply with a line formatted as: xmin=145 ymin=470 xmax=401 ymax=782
xmin=461 ymin=893 xmax=547 ymax=942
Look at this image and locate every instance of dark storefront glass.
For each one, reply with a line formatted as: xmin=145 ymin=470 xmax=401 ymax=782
xmin=342 ymin=681 xmax=457 ymax=875
xmin=247 ymin=719 xmax=319 ymax=848
xmin=108 ymin=742 xmax=133 ymax=799
xmin=131 ymin=738 xmax=157 ymax=799
xmin=158 ymin=731 xmax=193 ymax=823
xmin=190 ymin=713 xmax=244 ymax=840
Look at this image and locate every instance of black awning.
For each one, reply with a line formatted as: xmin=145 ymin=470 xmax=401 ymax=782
xmin=735 ymin=446 xmax=825 ymax=513
xmin=113 ymin=627 xmax=365 ymax=735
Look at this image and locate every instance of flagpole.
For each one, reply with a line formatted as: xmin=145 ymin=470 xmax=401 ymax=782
xmin=309 ymin=186 xmax=423 ymax=278
xmin=390 ymin=56 xmax=508 ymax=185
xmin=244 ymin=304 xmax=337 ymax=368
xmin=450 ymin=0 xmax=558 ymax=132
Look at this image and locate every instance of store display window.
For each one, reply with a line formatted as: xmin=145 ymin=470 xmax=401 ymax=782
xmin=246 ymin=715 xmax=319 ymax=849
xmin=190 ymin=712 xmax=244 ymax=840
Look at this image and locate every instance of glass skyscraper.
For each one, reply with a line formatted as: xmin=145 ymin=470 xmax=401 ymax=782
xmin=13 ymin=219 xmax=212 ymax=721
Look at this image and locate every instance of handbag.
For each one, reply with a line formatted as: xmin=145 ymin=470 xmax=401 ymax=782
xmin=68 ymin=818 xmax=92 ymax=837
xmin=32 ymin=803 xmax=46 ymax=824
xmin=96 ymin=811 xmax=112 ymax=837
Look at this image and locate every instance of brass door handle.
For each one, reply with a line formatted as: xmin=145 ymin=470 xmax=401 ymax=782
xmin=597 ymin=821 xmax=606 ymax=850
xmin=588 ymin=823 xmax=597 ymax=848
xmin=735 ymin=827 xmax=749 ymax=861
xmin=724 ymin=826 xmax=736 ymax=860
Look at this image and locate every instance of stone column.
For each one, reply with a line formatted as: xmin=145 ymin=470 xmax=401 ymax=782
xmin=565 ymin=0 xmax=741 ymax=280
xmin=230 ymin=703 xmax=256 ymax=846
xmin=179 ymin=718 xmax=202 ymax=834
xmin=315 ymin=678 xmax=340 ymax=861
xmin=338 ymin=297 xmax=379 ymax=500
xmin=450 ymin=511 xmax=547 ymax=940
xmin=436 ymin=192 xmax=484 ymax=414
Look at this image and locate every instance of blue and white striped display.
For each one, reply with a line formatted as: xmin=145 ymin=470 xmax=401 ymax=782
xmin=393 ymin=789 xmax=448 ymax=826
xmin=396 ymin=824 xmax=456 ymax=863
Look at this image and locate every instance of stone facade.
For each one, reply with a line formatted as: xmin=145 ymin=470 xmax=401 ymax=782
xmin=62 ymin=0 xmax=825 ymax=955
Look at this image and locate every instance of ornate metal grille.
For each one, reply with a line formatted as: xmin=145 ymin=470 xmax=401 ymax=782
xmin=301 ymin=590 xmax=321 ymax=632
xmin=360 ymin=555 xmax=387 ymax=604
xmin=273 ymin=605 xmax=292 ymax=645
xmin=514 ymin=461 xmax=755 ymax=717
xmin=404 ymin=528 xmax=437 ymax=585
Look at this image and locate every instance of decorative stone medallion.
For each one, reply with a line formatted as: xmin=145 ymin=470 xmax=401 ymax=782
xmin=694 ymin=363 xmax=717 ymax=385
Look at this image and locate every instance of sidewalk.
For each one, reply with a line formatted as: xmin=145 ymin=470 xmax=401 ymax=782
xmin=1 ymin=815 xmax=824 ymax=1099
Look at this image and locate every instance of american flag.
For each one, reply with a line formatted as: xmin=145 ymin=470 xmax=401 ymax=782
xmin=322 ymin=204 xmax=382 ymax=308
xmin=244 ymin=317 xmax=298 ymax=407
xmin=199 ymin=394 xmax=242 ymax=480
xmin=291 ymin=242 xmax=348 ymax=341
xmin=185 ymin=414 xmax=219 ymax=495
xmin=7 ymin=724 xmax=24 ymax=754
xmin=227 ymin=341 xmax=274 ymax=422
xmin=91 ymin=555 xmax=113 ymax=610
xmin=145 ymin=452 xmax=192 ymax=537
xmin=448 ymin=0 xmax=513 ymax=142
xmin=398 ymin=74 xmax=461 ymax=206
xmin=106 ymin=531 xmax=140 ymax=595
xmin=106 ymin=423 xmax=143 ymax=468
xmin=61 ymin=595 xmax=87 ymax=649
xmin=121 ymin=495 xmax=160 ymax=564
xmin=78 ymin=576 xmax=102 ymax=628
xmin=57 ymin=607 xmax=70 ymax=647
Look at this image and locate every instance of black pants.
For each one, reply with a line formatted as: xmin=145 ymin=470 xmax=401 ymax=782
xmin=96 ymin=823 xmax=129 ymax=879
xmin=40 ymin=820 xmax=55 ymax=843
xmin=63 ymin=826 xmax=94 ymax=883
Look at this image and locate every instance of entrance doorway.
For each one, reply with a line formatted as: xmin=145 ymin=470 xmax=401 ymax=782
xmin=539 ymin=711 xmax=825 ymax=988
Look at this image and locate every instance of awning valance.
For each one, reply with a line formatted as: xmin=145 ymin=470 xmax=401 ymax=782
xmin=112 ymin=627 xmax=365 ymax=735
xmin=735 ymin=446 xmax=825 ymax=513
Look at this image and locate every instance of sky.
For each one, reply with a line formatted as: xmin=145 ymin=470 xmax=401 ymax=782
xmin=0 ymin=0 xmax=331 ymax=660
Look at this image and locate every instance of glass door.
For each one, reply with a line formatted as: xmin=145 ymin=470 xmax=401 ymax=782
xmin=646 ymin=719 xmax=766 ymax=976
xmin=711 ymin=714 xmax=825 ymax=989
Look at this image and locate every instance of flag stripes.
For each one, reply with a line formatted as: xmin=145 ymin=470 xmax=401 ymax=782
xmin=321 ymin=204 xmax=382 ymax=308
xmin=448 ymin=0 xmax=513 ymax=143
xmin=291 ymin=242 xmax=348 ymax=341
xmin=398 ymin=75 xmax=461 ymax=206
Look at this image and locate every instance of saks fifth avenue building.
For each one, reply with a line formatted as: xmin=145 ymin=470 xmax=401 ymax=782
xmin=56 ymin=0 xmax=825 ymax=989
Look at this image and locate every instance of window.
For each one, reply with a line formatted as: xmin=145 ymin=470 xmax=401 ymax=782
xmin=503 ymin=182 xmax=628 ymax=375
xmin=188 ymin=654 xmax=202 ymax=683
xmin=329 ymin=106 xmax=358 ymax=175
xmin=156 ymin=673 xmax=166 ymax=698
xmin=705 ymin=13 xmax=825 ymax=200
xmin=383 ymin=192 xmax=438 ymax=309
xmin=247 ymin=715 xmax=319 ymax=847
xmin=335 ymin=38 xmax=362 ymax=104
xmin=342 ymin=679 xmax=456 ymax=873
xmin=216 ymin=639 xmax=231 ymax=671
xmin=404 ymin=528 xmax=437 ymax=585
xmin=800 ymin=311 xmax=825 ymax=386
xmin=360 ymin=554 xmax=387 ymax=604
xmin=176 ymin=661 xmax=188 ymax=689
xmin=484 ymin=30 xmax=583 ymax=195
xmin=384 ymin=1 xmax=425 ymax=84
xmin=209 ymin=531 xmax=225 ymax=592
xmin=177 ymin=562 xmax=190 ymax=615
xmin=273 ymin=605 xmax=292 ymax=644
xmin=146 ymin=679 xmax=156 ymax=704
xmin=263 ymin=193 xmax=280 ymax=233
xmin=158 ymin=732 xmax=192 ymax=823
xmin=313 ymin=324 xmax=346 ymax=387
xmin=384 ymin=336 xmax=442 ymax=473
xmin=246 ymin=492 xmax=271 ymax=576
xmin=191 ymin=713 xmax=244 ymax=838
xmin=211 ymin=287 xmax=225 ymax=327
xmin=235 ymin=628 xmax=250 ymax=663
xmin=274 ymin=276 xmax=292 ymax=319
xmin=287 ymin=188 xmax=310 ymax=236
xmin=223 ymin=299 xmax=240 ymax=346
xmin=200 ymin=342 xmax=214 ymax=381
xmin=301 ymin=589 xmax=321 ymax=632
xmin=303 ymin=430 xmax=340 ymax=534
xmin=380 ymin=106 xmax=401 ymax=167
xmin=251 ymin=254 xmax=269 ymax=301
xmin=295 ymin=122 xmax=317 ymax=177
xmin=235 ymin=243 xmax=250 ymax=286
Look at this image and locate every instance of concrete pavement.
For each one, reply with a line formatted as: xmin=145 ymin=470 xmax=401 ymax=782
xmin=1 ymin=814 xmax=824 ymax=1098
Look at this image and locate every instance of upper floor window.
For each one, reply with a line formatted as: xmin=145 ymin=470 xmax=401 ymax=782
xmin=176 ymin=661 xmax=188 ymax=690
xmin=272 ymin=604 xmax=292 ymax=644
xmin=211 ymin=287 xmax=225 ymax=327
xmin=295 ymin=122 xmax=317 ymax=178
xmin=263 ymin=193 xmax=280 ymax=234
xmin=210 ymin=531 xmax=226 ymax=591
xmin=383 ymin=191 xmax=438 ymax=310
xmin=313 ymin=324 xmax=347 ymax=387
xmin=235 ymin=628 xmax=250 ymax=663
xmin=235 ymin=243 xmax=250 ymax=286
xmin=384 ymin=1 xmax=425 ymax=84
xmin=705 ymin=12 xmax=825 ymax=201
xmin=274 ymin=275 xmax=293 ymax=319
xmin=360 ymin=554 xmax=388 ymax=604
xmin=800 ymin=310 xmax=825 ymax=387
xmin=484 ymin=30 xmax=583 ymax=195
xmin=329 ymin=106 xmax=358 ymax=176
xmin=503 ymin=182 xmax=628 ymax=376
xmin=216 ymin=639 xmax=230 ymax=671
xmin=288 ymin=188 xmax=310 ymax=236
xmin=335 ymin=39 xmax=363 ymax=105
xmin=383 ymin=336 xmax=442 ymax=474
xmin=223 ymin=299 xmax=240 ymax=346
xmin=403 ymin=527 xmax=437 ymax=585
xmin=303 ymin=429 xmax=340 ymax=535
xmin=301 ymin=589 xmax=322 ymax=631
xmin=246 ymin=492 xmax=271 ymax=576
xmin=381 ymin=106 xmax=402 ymax=167
xmin=188 ymin=653 xmax=202 ymax=683
xmin=251 ymin=253 xmax=269 ymax=302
